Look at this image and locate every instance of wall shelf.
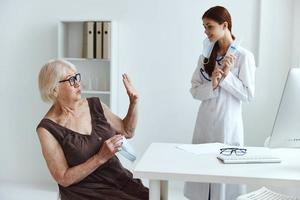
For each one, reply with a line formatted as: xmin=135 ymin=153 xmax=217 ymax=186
xmin=62 ymin=58 xmax=111 ymax=62
xmin=81 ymin=90 xmax=110 ymax=95
xmin=58 ymin=20 xmax=118 ymax=111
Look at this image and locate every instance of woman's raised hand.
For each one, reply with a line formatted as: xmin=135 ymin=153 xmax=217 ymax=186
xmin=122 ymin=73 xmax=138 ymax=104
xmin=222 ymin=54 xmax=236 ymax=76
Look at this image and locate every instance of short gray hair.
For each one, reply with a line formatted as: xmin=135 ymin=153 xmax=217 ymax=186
xmin=38 ymin=59 xmax=76 ymax=103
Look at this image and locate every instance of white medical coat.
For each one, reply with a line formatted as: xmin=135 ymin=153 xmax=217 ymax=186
xmin=184 ymin=46 xmax=256 ymax=200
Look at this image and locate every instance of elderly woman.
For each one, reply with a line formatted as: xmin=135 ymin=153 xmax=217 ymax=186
xmin=36 ymin=59 xmax=148 ymax=200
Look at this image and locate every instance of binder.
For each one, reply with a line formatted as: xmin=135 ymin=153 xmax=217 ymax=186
xmin=95 ymin=22 xmax=103 ymax=59
xmin=82 ymin=21 xmax=94 ymax=58
xmin=102 ymin=22 xmax=111 ymax=59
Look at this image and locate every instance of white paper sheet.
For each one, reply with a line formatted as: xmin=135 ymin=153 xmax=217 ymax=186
xmin=176 ymin=143 xmax=232 ymax=155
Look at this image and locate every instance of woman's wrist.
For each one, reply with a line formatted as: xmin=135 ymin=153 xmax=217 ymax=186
xmin=223 ymin=66 xmax=230 ymax=76
xmin=212 ymin=80 xmax=218 ymax=89
xmin=129 ymin=100 xmax=138 ymax=107
xmin=223 ymin=70 xmax=229 ymax=76
xmin=94 ymin=154 xmax=106 ymax=166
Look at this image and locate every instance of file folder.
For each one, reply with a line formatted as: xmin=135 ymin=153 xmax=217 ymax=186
xmin=102 ymin=22 xmax=111 ymax=59
xmin=95 ymin=22 xmax=103 ymax=59
xmin=82 ymin=21 xmax=94 ymax=58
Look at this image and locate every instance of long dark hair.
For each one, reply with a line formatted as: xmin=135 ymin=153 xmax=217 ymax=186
xmin=202 ymin=6 xmax=235 ymax=77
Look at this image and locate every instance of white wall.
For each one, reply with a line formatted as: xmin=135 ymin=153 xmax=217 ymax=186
xmin=291 ymin=0 xmax=300 ymax=68
xmin=0 ymin=0 xmax=296 ymax=185
xmin=244 ymin=0 xmax=295 ymax=146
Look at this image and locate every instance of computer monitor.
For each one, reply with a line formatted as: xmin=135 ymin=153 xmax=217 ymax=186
xmin=269 ymin=68 xmax=300 ymax=148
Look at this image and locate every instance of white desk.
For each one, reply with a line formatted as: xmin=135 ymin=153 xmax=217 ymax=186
xmin=133 ymin=143 xmax=300 ymax=200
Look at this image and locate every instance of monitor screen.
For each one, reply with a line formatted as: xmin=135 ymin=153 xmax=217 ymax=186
xmin=269 ymin=68 xmax=300 ymax=148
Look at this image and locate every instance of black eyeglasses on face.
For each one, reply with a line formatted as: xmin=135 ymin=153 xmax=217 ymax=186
xmin=59 ymin=73 xmax=81 ymax=86
xmin=220 ymin=148 xmax=247 ymax=156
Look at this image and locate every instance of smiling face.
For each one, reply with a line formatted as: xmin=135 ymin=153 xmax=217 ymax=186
xmin=56 ymin=68 xmax=82 ymax=102
xmin=203 ymin=18 xmax=226 ymax=42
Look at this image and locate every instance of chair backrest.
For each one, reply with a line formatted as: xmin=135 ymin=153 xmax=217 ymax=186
xmin=237 ymin=187 xmax=299 ymax=200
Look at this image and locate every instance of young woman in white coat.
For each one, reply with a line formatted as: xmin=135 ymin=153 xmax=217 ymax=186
xmin=184 ymin=6 xmax=256 ymax=200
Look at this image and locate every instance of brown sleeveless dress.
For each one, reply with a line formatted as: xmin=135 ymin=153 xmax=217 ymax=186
xmin=37 ymin=97 xmax=149 ymax=200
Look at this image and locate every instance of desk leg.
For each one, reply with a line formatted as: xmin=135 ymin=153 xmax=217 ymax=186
xmin=149 ymin=180 xmax=160 ymax=200
xmin=149 ymin=180 xmax=169 ymax=200
xmin=160 ymin=181 xmax=168 ymax=200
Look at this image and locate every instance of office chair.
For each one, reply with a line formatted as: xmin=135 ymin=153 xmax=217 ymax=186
xmin=236 ymin=137 xmax=299 ymax=199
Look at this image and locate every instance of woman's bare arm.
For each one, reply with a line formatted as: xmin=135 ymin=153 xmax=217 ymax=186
xmin=102 ymin=74 xmax=138 ymax=138
xmin=37 ymin=127 xmax=122 ymax=187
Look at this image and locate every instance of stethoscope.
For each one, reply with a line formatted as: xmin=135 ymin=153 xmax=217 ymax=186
xmin=200 ymin=56 xmax=224 ymax=81
xmin=200 ymin=38 xmax=240 ymax=81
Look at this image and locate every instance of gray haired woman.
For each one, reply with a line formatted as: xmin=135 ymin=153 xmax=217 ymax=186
xmin=37 ymin=59 xmax=148 ymax=200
